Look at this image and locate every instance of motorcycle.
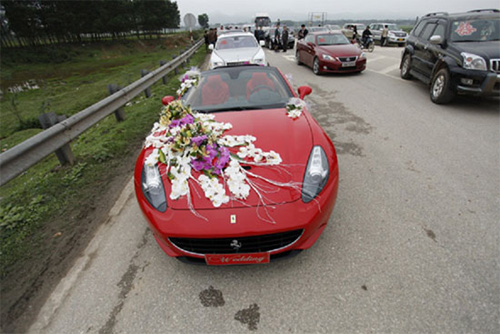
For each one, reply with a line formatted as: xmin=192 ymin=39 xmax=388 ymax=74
xmin=359 ymin=36 xmax=375 ymax=52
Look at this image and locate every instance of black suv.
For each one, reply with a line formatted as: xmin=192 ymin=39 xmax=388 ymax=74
xmin=400 ymin=9 xmax=500 ymax=104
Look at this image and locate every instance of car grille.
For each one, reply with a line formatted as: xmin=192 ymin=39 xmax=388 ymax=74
xmin=227 ymin=61 xmax=250 ymax=66
xmin=395 ymin=32 xmax=407 ymax=37
xmin=490 ymin=59 xmax=500 ymax=73
xmin=168 ymin=229 xmax=304 ymax=255
xmin=339 ymin=56 xmax=358 ymax=62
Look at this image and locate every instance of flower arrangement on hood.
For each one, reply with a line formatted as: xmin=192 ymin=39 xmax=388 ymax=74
xmin=176 ymin=67 xmax=201 ymax=97
xmin=144 ymin=100 xmax=285 ymax=209
xmin=285 ymin=97 xmax=307 ymax=119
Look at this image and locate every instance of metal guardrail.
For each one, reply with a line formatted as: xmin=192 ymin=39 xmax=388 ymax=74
xmin=0 ymin=39 xmax=204 ymax=186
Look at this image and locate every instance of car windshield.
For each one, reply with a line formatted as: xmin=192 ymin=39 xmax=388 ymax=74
xmin=386 ymin=24 xmax=401 ymax=30
xmin=317 ymin=34 xmax=350 ymax=45
xmin=255 ymin=17 xmax=271 ymax=27
xmin=181 ymin=66 xmax=294 ymax=113
xmin=215 ymin=36 xmax=258 ymax=50
xmin=310 ymin=27 xmax=329 ymax=32
xmin=450 ymin=18 xmax=500 ymax=42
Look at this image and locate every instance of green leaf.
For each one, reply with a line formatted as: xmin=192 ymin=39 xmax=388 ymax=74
xmin=159 ymin=149 xmax=166 ymax=164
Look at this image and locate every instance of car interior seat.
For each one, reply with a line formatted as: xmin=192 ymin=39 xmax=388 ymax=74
xmin=246 ymin=72 xmax=276 ymax=99
xmin=201 ymin=75 xmax=230 ymax=106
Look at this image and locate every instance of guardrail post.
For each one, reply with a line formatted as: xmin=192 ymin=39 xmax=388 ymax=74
xmin=107 ymin=84 xmax=126 ymax=121
xmin=173 ymin=55 xmax=179 ymax=74
xmin=160 ymin=61 xmax=168 ymax=84
xmin=38 ymin=112 xmax=75 ymax=165
xmin=140 ymin=70 xmax=151 ymax=98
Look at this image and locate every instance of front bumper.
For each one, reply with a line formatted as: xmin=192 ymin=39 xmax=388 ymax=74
xmin=388 ymin=36 xmax=407 ymax=44
xmin=319 ymin=58 xmax=366 ymax=73
xmin=136 ymin=172 xmax=338 ymax=261
xmin=451 ymin=68 xmax=500 ymax=96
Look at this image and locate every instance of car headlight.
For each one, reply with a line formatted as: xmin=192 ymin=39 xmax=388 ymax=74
xmin=302 ymin=146 xmax=329 ymax=203
xmin=210 ymin=53 xmax=225 ymax=68
xmin=360 ymin=52 xmax=366 ymax=59
xmin=461 ymin=52 xmax=487 ymax=71
xmin=141 ymin=164 xmax=167 ymax=212
xmin=388 ymin=32 xmax=395 ymax=37
xmin=322 ymin=54 xmax=334 ymax=61
xmin=253 ymin=51 xmax=266 ymax=65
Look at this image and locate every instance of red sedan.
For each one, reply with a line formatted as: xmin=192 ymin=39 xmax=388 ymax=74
xmin=296 ymin=31 xmax=366 ymax=75
xmin=134 ymin=65 xmax=338 ymax=265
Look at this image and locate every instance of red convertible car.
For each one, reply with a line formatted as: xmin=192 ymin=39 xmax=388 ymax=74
xmin=296 ymin=31 xmax=366 ymax=75
xmin=135 ymin=65 xmax=338 ymax=265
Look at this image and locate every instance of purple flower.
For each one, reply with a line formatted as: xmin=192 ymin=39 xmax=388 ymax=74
xmin=170 ymin=119 xmax=181 ymax=128
xmin=191 ymin=135 xmax=207 ymax=146
xmin=182 ymin=74 xmax=189 ymax=82
xmin=214 ymin=146 xmax=230 ymax=170
xmin=181 ymin=114 xmax=194 ymax=125
xmin=191 ymin=158 xmax=210 ymax=172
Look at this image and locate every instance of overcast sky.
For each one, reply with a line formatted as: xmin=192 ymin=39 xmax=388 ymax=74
xmin=175 ymin=0 xmax=499 ymax=24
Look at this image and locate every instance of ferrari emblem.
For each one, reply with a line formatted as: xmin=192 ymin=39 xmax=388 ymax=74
xmin=230 ymin=215 xmax=236 ymax=224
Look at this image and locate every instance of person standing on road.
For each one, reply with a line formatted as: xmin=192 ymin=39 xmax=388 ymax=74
xmin=274 ymin=24 xmax=281 ymax=52
xmin=298 ymin=24 xmax=308 ymax=39
xmin=204 ymin=30 xmax=209 ymax=50
xmin=282 ymin=26 xmax=289 ymax=52
xmin=381 ymin=25 xmax=389 ymax=46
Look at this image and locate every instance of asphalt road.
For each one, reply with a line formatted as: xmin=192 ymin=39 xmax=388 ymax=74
xmin=29 ymin=46 xmax=499 ymax=333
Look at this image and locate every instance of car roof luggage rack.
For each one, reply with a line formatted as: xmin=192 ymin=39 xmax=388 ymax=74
xmin=424 ymin=12 xmax=448 ymax=17
xmin=467 ymin=9 xmax=500 ymax=13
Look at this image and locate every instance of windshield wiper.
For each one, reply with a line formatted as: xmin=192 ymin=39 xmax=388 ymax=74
xmin=194 ymin=104 xmax=284 ymax=113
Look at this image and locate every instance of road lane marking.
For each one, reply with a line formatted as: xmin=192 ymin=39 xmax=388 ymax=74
xmin=379 ymin=64 xmax=401 ymax=75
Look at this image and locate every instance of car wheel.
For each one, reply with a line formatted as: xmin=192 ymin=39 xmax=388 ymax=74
xmin=367 ymin=42 xmax=375 ymax=52
xmin=313 ymin=57 xmax=321 ymax=75
xmin=296 ymin=50 xmax=302 ymax=65
xmin=400 ymin=53 xmax=413 ymax=80
xmin=430 ymin=68 xmax=456 ymax=104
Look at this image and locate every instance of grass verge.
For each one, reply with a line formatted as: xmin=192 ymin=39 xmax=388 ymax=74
xmin=0 ymin=32 xmax=207 ymax=332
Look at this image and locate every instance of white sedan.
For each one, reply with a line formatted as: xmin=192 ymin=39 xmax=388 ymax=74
xmin=209 ymin=32 xmax=267 ymax=69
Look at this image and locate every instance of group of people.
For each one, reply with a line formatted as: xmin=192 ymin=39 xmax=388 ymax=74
xmin=271 ymin=23 xmax=290 ymax=52
xmin=203 ymin=28 xmax=218 ymax=50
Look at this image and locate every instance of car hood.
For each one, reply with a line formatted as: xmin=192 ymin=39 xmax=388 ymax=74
xmin=213 ymin=48 xmax=261 ymax=63
xmin=167 ymin=108 xmax=313 ymax=210
xmin=449 ymin=41 xmax=500 ymax=60
xmin=317 ymin=44 xmax=360 ymax=56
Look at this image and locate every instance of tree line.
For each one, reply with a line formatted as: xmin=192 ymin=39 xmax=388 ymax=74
xmin=1 ymin=0 xmax=181 ymax=48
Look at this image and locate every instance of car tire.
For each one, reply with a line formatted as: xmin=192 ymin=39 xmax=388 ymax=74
xmin=400 ymin=53 xmax=413 ymax=80
xmin=296 ymin=50 xmax=302 ymax=65
xmin=367 ymin=42 xmax=375 ymax=52
xmin=430 ymin=68 xmax=456 ymax=104
xmin=313 ymin=57 xmax=321 ymax=75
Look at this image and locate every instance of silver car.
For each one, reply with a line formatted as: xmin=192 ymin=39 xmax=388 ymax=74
xmin=209 ymin=32 xmax=266 ymax=69
xmin=369 ymin=23 xmax=408 ymax=46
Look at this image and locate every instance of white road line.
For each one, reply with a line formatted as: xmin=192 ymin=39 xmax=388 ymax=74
xmin=379 ymin=63 xmax=401 ymax=74
xmin=366 ymin=55 xmax=386 ymax=63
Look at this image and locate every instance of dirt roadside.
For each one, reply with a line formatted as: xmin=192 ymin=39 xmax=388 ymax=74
xmin=0 ymin=55 xmax=210 ymax=334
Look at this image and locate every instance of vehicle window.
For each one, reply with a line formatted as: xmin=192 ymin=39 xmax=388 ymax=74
xmin=420 ymin=23 xmax=437 ymax=40
xmin=433 ymin=23 xmax=446 ymax=39
xmin=317 ymin=34 xmax=350 ymax=45
xmin=450 ymin=18 xmax=500 ymax=42
xmin=412 ymin=20 xmax=426 ymax=36
xmin=182 ymin=67 xmax=294 ymax=113
xmin=387 ymin=24 xmax=401 ymax=30
xmin=305 ymin=35 xmax=315 ymax=44
xmin=216 ymin=36 xmax=258 ymax=50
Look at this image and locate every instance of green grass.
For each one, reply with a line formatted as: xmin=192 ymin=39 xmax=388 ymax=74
xmin=0 ymin=32 xmax=207 ymax=279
